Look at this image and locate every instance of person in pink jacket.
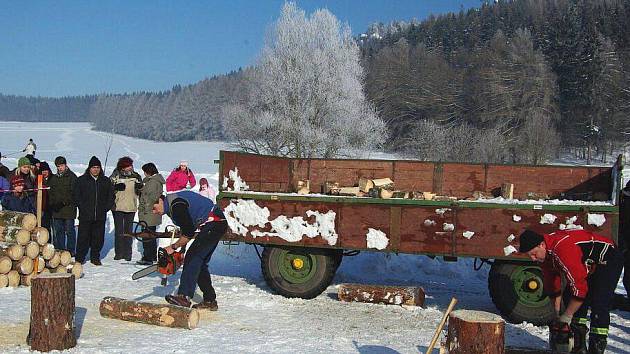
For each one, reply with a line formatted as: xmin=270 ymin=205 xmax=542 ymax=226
xmin=166 ymin=160 xmax=196 ymax=192
xmin=198 ymin=177 xmax=217 ymax=202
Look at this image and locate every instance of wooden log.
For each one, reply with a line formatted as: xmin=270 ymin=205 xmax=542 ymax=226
xmin=322 ymin=181 xmax=340 ymax=195
xmin=46 ymin=251 xmax=61 ymax=269
xmin=358 ymin=178 xmax=375 ymax=193
xmin=7 ymin=270 xmax=20 ymax=287
xmin=1 ymin=243 xmax=25 ymax=260
xmin=337 ymin=284 xmax=425 ymax=306
xmin=0 ymin=273 xmax=7 ymax=288
xmin=69 ymin=262 xmax=83 ymax=279
xmin=13 ymin=256 xmax=34 ymax=275
xmin=338 ymin=186 xmax=361 ymax=196
xmin=54 ymin=265 xmax=67 ymax=274
xmin=379 ymin=188 xmax=394 ymax=199
xmin=422 ymin=191 xmax=436 ymax=200
xmin=59 ymin=251 xmax=72 ymax=267
xmin=25 ymin=241 xmax=40 ymax=259
xmin=1 ymin=228 xmax=32 ymax=246
xmin=0 ymin=210 xmax=37 ymax=231
xmin=21 ymin=270 xmax=37 ymax=286
xmin=40 ymin=244 xmax=55 ymax=260
xmin=99 ymin=296 xmax=200 ymax=329
xmin=446 ymin=309 xmax=505 ymax=354
xmin=31 ymin=227 xmax=49 ymax=246
xmin=29 ymin=273 xmax=76 ymax=351
xmin=391 ymin=191 xmax=410 ymax=199
xmin=36 ymin=257 xmax=45 ymax=273
xmin=295 ymin=180 xmax=310 ymax=195
xmin=372 ymin=178 xmax=394 ymax=189
xmin=501 ymin=183 xmax=514 ymax=199
xmin=0 ymin=255 xmax=12 ymax=274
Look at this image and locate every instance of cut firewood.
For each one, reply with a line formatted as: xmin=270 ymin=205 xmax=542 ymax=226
xmin=7 ymin=270 xmax=20 ymax=287
xmin=59 ymin=251 xmax=72 ymax=267
xmin=501 ymin=183 xmax=514 ymax=199
xmin=13 ymin=256 xmax=34 ymax=275
xmin=29 ymin=273 xmax=77 ymax=351
xmin=472 ymin=190 xmax=492 ymax=199
xmin=40 ymin=268 xmax=50 ymax=275
xmin=422 ymin=192 xmax=436 ymax=200
xmin=379 ymin=188 xmax=394 ymax=199
xmin=25 ymin=241 xmax=40 ymax=259
xmin=99 ymin=296 xmax=200 ymax=329
xmin=338 ymin=284 xmax=425 ymax=306
xmin=372 ymin=178 xmax=394 ymax=189
xmin=446 ymin=309 xmax=505 ymax=354
xmin=322 ymin=181 xmax=340 ymax=195
xmin=0 ymin=273 xmax=7 ymax=288
xmin=46 ymin=252 xmax=61 ymax=269
xmin=0 ymin=228 xmax=31 ymax=246
xmin=36 ymin=257 xmax=45 ymax=273
xmin=358 ymin=178 xmax=375 ymax=193
xmin=0 ymin=255 xmax=12 ymax=274
xmin=40 ymin=244 xmax=55 ymax=260
xmin=20 ymin=270 xmax=37 ymax=286
xmin=69 ymin=262 xmax=83 ymax=279
xmin=0 ymin=210 xmax=37 ymax=232
xmin=30 ymin=227 xmax=49 ymax=246
xmin=296 ymin=180 xmax=310 ymax=195
xmin=1 ymin=243 xmax=25 ymax=261
xmin=338 ymin=186 xmax=361 ymax=196
xmin=526 ymin=192 xmax=550 ymax=200
xmin=54 ymin=265 xmax=67 ymax=274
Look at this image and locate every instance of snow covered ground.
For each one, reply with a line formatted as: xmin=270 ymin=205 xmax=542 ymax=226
xmin=0 ymin=121 xmax=628 ymax=353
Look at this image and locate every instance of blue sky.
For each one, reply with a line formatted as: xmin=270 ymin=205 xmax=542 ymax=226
xmin=0 ymin=1 xmax=480 ymax=97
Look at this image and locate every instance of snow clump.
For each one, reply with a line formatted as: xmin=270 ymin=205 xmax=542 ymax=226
xmin=462 ymin=231 xmax=475 ymax=239
xmin=540 ymin=214 xmax=557 ymax=224
xmin=513 ymin=215 xmax=522 ymax=222
xmin=587 ymin=214 xmax=606 ymax=227
xmin=366 ymin=228 xmax=389 ymax=250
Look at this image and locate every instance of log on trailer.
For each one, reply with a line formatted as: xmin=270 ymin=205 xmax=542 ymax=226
xmin=0 ymin=210 xmax=37 ymax=232
xmin=28 ymin=273 xmax=76 ymax=351
xmin=99 ymin=296 xmax=199 ymax=329
xmin=446 ymin=309 xmax=505 ymax=354
xmin=337 ymin=284 xmax=425 ymax=306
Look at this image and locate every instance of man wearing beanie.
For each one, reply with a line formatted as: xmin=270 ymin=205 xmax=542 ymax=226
xmin=519 ymin=229 xmax=623 ymax=353
xmin=72 ymin=156 xmax=114 ymax=265
xmin=48 ymin=156 xmax=78 ymax=256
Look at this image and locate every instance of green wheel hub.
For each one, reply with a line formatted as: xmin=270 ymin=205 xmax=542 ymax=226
xmin=277 ymin=249 xmax=318 ymax=284
xmin=511 ymin=265 xmax=548 ymax=306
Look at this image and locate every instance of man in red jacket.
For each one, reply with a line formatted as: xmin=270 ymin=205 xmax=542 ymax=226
xmin=519 ymin=229 xmax=623 ymax=354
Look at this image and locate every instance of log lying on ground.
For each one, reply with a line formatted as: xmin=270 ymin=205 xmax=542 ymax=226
xmin=0 ymin=255 xmax=12 ymax=274
xmin=29 ymin=273 xmax=76 ymax=351
xmin=30 ymin=227 xmax=49 ymax=246
xmin=25 ymin=241 xmax=40 ymax=259
xmin=59 ymin=251 xmax=72 ymax=267
xmin=446 ymin=309 xmax=505 ymax=354
xmin=1 ymin=243 xmax=25 ymax=260
xmin=40 ymin=244 xmax=55 ymax=260
xmin=99 ymin=296 xmax=200 ymax=329
xmin=0 ymin=210 xmax=37 ymax=232
xmin=338 ymin=284 xmax=425 ymax=306
xmin=13 ymin=256 xmax=34 ymax=275
xmin=7 ymin=270 xmax=20 ymax=287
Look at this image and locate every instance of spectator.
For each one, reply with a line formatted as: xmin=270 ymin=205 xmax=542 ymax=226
xmin=166 ymin=160 xmax=196 ymax=192
xmin=136 ymin=162 xmax=165 ymax=265
xmin=72 ymin=156 xmax=114 ymax=265
xmin=48 ymin=156 xmax=78 ymax=256
xmin=0 ymin=151 xmax=10 ymax=180
xmin=1 ymin=175 xmax=35 ymax=213
xmin=110 ymin=156 xmax=142 ymax=261
xmin=198 ymin=178 xmax=217 ymax=202
xmin=38 ymin=161 xmax=53 ymax=233
xmin=0 ymin=175 xmax=9 ymax=200
xmin=13 ymin=157 xmax=36 ymax=194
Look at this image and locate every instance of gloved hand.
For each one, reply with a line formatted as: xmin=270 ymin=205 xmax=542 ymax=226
xmin=549 ymin=316 xmax=573 ymax=353
xmin=134 ymin=182 xmax=143 ymax=191
xmin=114 ymin=183 xmax=126 ymax=191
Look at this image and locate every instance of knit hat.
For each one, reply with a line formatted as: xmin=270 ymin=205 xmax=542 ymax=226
xmin=39 ymin=161 xmax=52 ymax=174
xmin=54 ymin=156 xmax=67 ymax=166
xmin=117 ymin=156 xmax=133 ymax=170
xmin=18 ymin=157 xmax=31 ymax=168
xmin=88 ymin=156 xmax=102 ymax=168
xmin=179 ymin=160 xmax=188 ymax=167
xmin=518 ymin=230 xmax=545 ymax=253
xmin=10 ymin=175 xmax=24 ymax=187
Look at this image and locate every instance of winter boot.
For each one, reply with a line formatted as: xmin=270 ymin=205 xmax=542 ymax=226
xmin=588 ymin=334 xmax=607 ymax=354
xmin=192 ymin=300 xmax=218 ymax=311
xmin=136 ymin=258 xmax=154 ymax=266
xmin=570 ymin=323 xmax=588 ymax=354
xmin=165 ymin=294 xmax=191 ymax=308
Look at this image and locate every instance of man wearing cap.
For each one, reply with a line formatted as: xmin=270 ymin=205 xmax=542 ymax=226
xmin=519 ymin=229 xmax=623 ymax=354
xmin=48 ymin=156 xmax=78 ymax=256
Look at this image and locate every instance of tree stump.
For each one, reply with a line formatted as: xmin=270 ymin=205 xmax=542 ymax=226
xmin=338 ymin=284 xmax=425 ymax=306
xmin=40 ymin=244 xmax=55 ymax=260
xmin=0 ymin=255 xmax=12 ymax=273
xmin=0 ymin=210 xmax=37 ymax=231
xmin=29 ymin=273 xmax=76 ymax=351
xmin=25 ymin=241 xmax=40 ymax=259
xmin=446 ymin=309 xmax=505 ymax=354
xmin=99 ymin=296 xmax=200 ymax=329
xmin=31 ymin=227 xmax=49 ymax=245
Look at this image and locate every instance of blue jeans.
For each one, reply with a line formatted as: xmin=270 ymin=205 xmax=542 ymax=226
xmin=53 ymin=218 xmax=77 ymax=256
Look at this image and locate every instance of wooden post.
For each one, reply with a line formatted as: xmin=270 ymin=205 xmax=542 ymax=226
xmin=446 ymin=309 xmax=505 ymax=354
xmin=99 ymin=296 xmax=200 ymax=329
xmin=29 ymin=273 xmax=77 ymax=352
xmin=501 ymin=183 xmax=514 ymax=199
xmin=36 ymin=175 xmax=43 ymax=227
xmin=338 ymin=284 xmax=425 ymax=306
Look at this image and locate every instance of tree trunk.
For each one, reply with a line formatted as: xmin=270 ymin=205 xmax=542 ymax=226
xmin=446 ymin=309 xmax=505 ymax=354
xmin=99 ymin=296 xmax=200 ymax=329
xmin=40 ymin=244 xmax=55 ymax=260
xmin=29 ymin=273 xmax=76 ymax=352
xmin=7 ymin=270 xmax=20 ymax=287
xmin=0 ymin=255 xmax=12 ymax=274
xmin=0 ymin=243 xmax=25 ymax=260
xmin=25 ymin=241 xmax=40 ymax=259
xmin=31 ymin=227 xmax=49 ymax=246
xmin=13 ymin=256 xmax=34 ymax=275
xmin=0 ymin=210 xmax=37 ymax=232
xmin=337 ymin=284 xmax=425 ymax=306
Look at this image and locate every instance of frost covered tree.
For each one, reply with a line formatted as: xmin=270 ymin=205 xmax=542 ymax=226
xmin=222 ymin=2 xmax=386 ymax=158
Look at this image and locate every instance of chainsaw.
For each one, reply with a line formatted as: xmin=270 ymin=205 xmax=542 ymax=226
xmin=132 ymin=247 xmax=184 ymax=285
xmin=124 ymin=221 xmax=183 ymax=240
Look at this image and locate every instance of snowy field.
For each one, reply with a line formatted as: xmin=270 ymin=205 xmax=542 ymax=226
xmin=0 ymin=121 xmax=628 ymax=353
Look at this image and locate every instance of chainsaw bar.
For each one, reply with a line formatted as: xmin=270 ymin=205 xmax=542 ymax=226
xmin=132 ymin=264 xmax=158 ymax=280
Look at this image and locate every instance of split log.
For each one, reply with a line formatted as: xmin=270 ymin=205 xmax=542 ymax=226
xmin=59 ymin=251 xmax=72 ymax=267
xmin=322 ymin=181 xmax=340 ymax=195
xmin=53 ymin=265 xmax=67 ymax=274
xmin=21 ymin=271 xmax=37 ymax=286
xmin=0 ymin=228 xmax=31 ymax=246
xmin=422 ymin=192 xmax=436 ymax=200
xmin=25 ymin=241 xmax=40 ymax=259
xmin=501 ymin=183 xmax=514 ymax=199
xmin=13 ymin=256 xmax=34 ymax=275
xmin=379 ymin=188 xmax=394 ymax=199
xmin=338 ymin=284 xmax=425 ymax=306
xmin=99 ymin=296 xmax=200 ymax=329
xmin=0 ymin=255 xmax=12 ymax=274
xmin=0 ymin=210 xmax=37 ymax=231
xmin=1 ymin=243 xmax=25 ymax=260
xmin=372 ymin=178 xmax=394 ymax=188
xmin=7 ymin=270 xmax=20 ymax=287
xmin=0 ymin=273 xmax=7 ymax=287
xmin=359 ymin=178 xmax=375 ymax=193
xmin=68 ymin=262 xmax=83 ymax=279
xmin=338 ymin=186 xmax=361 ymax=196
xmin=40 ymin=244 xmax=55 ymax=260
xmin=46 ymin=251 xmax=61 ymax=269
xmin=29 ymin=273 xmax=76 ymax=351
xmin=31 ymin=227 xmax=49 ymax=246
xmin=295 ymin=180 xmax=310 ymax=195
xmin=446 ymin=309 xmax=505 ymax=354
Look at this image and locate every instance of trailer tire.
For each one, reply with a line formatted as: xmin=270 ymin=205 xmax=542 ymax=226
xmin=488 ymin=262 xmax=555 ymax=326
xmin=261 ymin=246 xmax=342 ymax=299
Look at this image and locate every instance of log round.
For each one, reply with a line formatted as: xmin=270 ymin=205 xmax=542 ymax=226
xmin=25 ymin=241 xmax=40 ymax=259
xmin=59 ymin=251 xmax=72 ymax=267
xmin=0 ymin=255 xmax=12 ymax=274
xmin=54 ymin=265 xmax=67 ymax=274
xmin=446 ymin=309 xmax=505 ymax=354
xmin=69 ymin=262 xmax=83 ymax=279
xmin=0 ymin=210 xmax=37 ymax=231
xmin=0 ymin=273 xmax=8 ymax=287
xmin=13 ymin=256 xmax=34 ymax=275
xmin=40 ymin=244 xmax=55 ymax=260
xmin=40 ymin=268 xmax=51 ymax=275
xmin=46 ymin=252 xmax=61 ymax=269
xmin=29 ymin=273 xmax=76 ymax=351
xmin=338 ymin=284 xmax=425 ymax=306
xmin=31 ymin=227 xmax=49 ymax=246
xmin=7 ymin=270 xmax=20 ymax=287
xmin=99 ymin=296 xmax=200 ymax=329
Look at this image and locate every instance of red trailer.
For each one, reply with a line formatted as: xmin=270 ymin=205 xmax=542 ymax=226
xmin=217 ymin=150 xmax=623 ymax=325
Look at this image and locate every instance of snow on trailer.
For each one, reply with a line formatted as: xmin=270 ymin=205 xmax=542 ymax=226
xmin=216 ymin=150 xmax=623 ymax=325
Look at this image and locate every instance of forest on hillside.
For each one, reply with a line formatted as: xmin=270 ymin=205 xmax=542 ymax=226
xmin=1 ymin=0 xmax=629 ymax=163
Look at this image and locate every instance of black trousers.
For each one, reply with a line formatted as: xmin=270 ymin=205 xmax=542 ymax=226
xmin=76 ymin=219 xmax=106 ymax=262
xmin=113 ymin=211 xmax=134 ymax=260
xmin=623 ymin=248 xmax=630 ymax=300
xmin=142 ymin=226 xmax=158 ymax=262
xmin=177 ymin=221 xmax=227 ymax=302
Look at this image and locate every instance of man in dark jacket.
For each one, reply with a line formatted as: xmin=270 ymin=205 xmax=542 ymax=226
xmin=48 ymin=156 xmax=78 ymax=256
xmin=72 ymin=156 xmax=114 ymax=265
xmin=0 ymin=152 xmax=10 ymax=180
xmin=152 ymin=190 xmax=227 ymax=310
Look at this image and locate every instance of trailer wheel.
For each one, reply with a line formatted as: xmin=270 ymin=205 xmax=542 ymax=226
xmin=488 ymin=262 xmax=555 ymax=325
xmin=261 ymin=246 xmax=341 ymax=299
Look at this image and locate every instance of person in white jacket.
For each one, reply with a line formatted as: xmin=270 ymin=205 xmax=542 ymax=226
xmin=198 ymin=177 xmax=217 ymax=202
xmin=23 ymin=138 xmax=36 ymax=156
